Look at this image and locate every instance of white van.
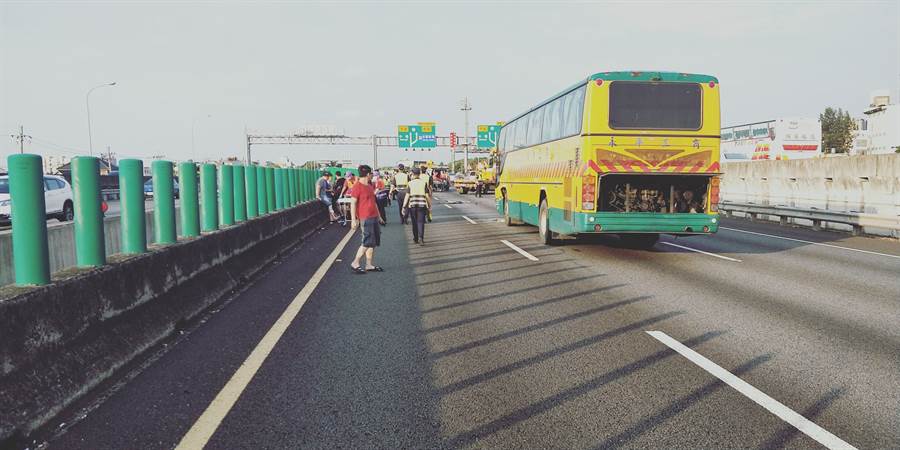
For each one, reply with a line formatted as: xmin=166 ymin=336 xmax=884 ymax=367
xmin=0 ymin=175 xmax=75 ymax=225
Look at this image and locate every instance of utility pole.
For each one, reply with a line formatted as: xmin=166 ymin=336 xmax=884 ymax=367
xmin=11 ymin=125 xmax=32 ymax=153
xmin=460 ymin=97 xmax=471 ymax=173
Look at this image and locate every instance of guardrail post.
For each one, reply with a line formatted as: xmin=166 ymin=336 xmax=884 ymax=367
xmin=119 ymin=159 xmax=147 ymax=254
xmin=72 ymin=156 xmax=106 ymax=267
xmin=852 ymin=225 xmax=862 ymax=236
xmin=179 ymin=161 xmax=201 ymax=238
xmin=152 ymin=160 xmax=177 ymax=244
xmin=257 ymin=166 xmax=268 ymax=215
xmin=7 ymin=154 xmax=51 ymax=285
xmin=200 ymin=163 xmax=218 ymax=232
xmin=274 ymin=168 xmax=285 ymax=210
xmin=233 ymin=164 xmax=247 ymax=222
xmin=220 ymin=164 xmax=235 ymax=226
xmin=246 ymin=164 xmax=258 ymax=219
xmin=265 ymin=167 xmax=276 ymax=213
xmin=812 ymin=219 xmax=821 ymax=231
xmin=779 ymin=216 xmax=788 ymax=226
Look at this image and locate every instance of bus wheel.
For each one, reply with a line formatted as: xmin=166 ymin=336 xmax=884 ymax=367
xmin=619 ymin=233 xmax=659 ymax=249
xmin=538 ymin=199 xmax=556 ymax=245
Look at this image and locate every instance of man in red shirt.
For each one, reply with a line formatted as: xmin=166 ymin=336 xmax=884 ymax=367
xmin=349 ymin=165 xmax=383 ymax=273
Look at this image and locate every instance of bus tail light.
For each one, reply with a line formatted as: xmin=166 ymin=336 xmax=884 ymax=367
xmin=709 ymin=177 xmax=720 ymax=212
xmin=582 ymin=176 xmax=597 ymax=211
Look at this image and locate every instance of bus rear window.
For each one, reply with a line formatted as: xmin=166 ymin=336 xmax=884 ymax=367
xmin=609 ymin=82 xmax=701 ymax=130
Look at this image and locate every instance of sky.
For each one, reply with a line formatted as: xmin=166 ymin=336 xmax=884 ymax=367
xmin=1 ymin=0 xmax=898 ymax=168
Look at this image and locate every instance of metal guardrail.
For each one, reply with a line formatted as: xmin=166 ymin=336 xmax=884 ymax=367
xmin=719 ymin=201 xmax=900 ymax=235
xmin=101 ymin=188 xmax=120 ymax=201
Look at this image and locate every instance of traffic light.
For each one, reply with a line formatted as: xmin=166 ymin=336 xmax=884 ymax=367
xmin=450 ymin=132 xmax=457 ymax=149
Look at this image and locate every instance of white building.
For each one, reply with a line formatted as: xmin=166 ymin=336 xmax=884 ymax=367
xmin=853 ymin=91 xmax=899 ymax=155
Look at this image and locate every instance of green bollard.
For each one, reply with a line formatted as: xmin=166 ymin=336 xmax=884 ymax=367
xmin=119 ymin=159 xmax=147 ymax=254
xmin=72 ymin=156 xmax=106 ymax=267
xmin=7 ymin=154 xmax=51 ymax=285
xmin=274 ymin=168 xmax=285 ymax=210
xmin=265 ymin=167 xmax=276 ymax=212
xmin=283 ymin=168 xmax=291 ymax=206
xmin=288 ymin=168 xmax=296 ymax=206
xmin=246 ymin=164 xmax=258 ymax=219
xmin=179 ymin=161 xmax=201 ymax=238
xmin=256 ymin=166 xmax=268 ymax=215
xmin=219 ymin=164 xmax=235 ymax=226
xmin=304 ymin=169 xmax=311 ymax=202
xmin=152 ymin=160 xmax=177 ymax=245
xmin=200 ymin=163 xmax=218 ymax=232
xmin=233 ymin=164 xmax=247 ymax=222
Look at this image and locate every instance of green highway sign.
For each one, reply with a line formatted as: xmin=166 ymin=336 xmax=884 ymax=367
xmin=477 ymin=124 xmax=501 ymax=148
xmin=398 ymin=122 xmax=437 ymax=148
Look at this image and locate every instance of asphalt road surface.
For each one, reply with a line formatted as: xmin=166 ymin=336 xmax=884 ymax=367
xmin=44 ymin=190 xmax=899 ymax=449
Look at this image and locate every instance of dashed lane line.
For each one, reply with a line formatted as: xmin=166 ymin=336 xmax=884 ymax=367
xmin=661 ymin=241 xmax=742 ymax=262
xmin=646 ymin=331 xmax=857 ymax=450
xmin=721 ymin=226 xmax=900 ymax=260
xmin=175 ymin=229 xmax=356 ymax=450
xmin=501 ymin=239 xmax=539 ymax=261
xmin=461 ymin=216 xmax=477 ymax=224
xmin=444 ymin=204 xmax=453 ymax=209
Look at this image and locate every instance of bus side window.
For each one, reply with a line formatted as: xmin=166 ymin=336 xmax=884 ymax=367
xmin=498 ymin=126 xmax=508 ymax=152
xmin=515 ymin=115 xmax=528 ymax=149
xmin=506 ymin=121 xmax=518 ymax=151
xmin=527 ymin=107 xmax=544 ymax=147
xmin=541 ymin=100 xmax=556 ymax=142
xmin=564 ymin=85 xmax=586 ymax=136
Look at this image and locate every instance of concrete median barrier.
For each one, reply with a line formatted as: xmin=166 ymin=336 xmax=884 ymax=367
xmin=721 ymin=154 xmax=900 ymax=237
xmin=0 ymin=201 xmax=327 ymax=444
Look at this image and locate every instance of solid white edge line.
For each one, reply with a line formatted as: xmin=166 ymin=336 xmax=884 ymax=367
xmin=720 ymin=226 xmax=900 ymax=260
xmin=176 ymin=229 xmax=356 ymax=450
xmin=500 ymin=239 xmax=539 ymax=261
xmin=461 ymin=215 xmax=477 ymax=225
xmin=645 ymin=331 xmax=857 ymax=450
xmin=444 ymin=204 xmax=453 ymax=209
xmin=661 ymin=241 xmax=742 ymax=262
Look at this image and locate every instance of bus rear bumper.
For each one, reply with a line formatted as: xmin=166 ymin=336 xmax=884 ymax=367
xmin=572 ymin=212 xmax=719 ymax=234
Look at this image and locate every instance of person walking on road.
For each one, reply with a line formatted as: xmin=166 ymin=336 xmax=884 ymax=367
xmin=393 ymin=164 xmax=410 ymax=224
xmin=402 ymin=167 xmax=431 ymax=245
xmin=315 ymin=171 xmax=339 ymax=223
xmin=350 ymin=165 xmax=384 ymax=274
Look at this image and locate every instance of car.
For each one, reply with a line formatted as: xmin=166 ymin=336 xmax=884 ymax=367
xmin=0 ymin=174 xmax=74 ymax=225
xmin=144 ymin=178 xmax=180 ymax=199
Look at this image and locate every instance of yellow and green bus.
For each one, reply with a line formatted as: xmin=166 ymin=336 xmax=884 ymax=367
xmin=495 ymin=71 xmax=722 ymax=247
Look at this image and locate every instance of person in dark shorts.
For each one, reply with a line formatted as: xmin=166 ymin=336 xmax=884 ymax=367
xmin=350 ymin=165 xmax=383 ymax=274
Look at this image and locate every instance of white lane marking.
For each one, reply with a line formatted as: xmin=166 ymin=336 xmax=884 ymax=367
xmin=501 ymin=239 xmax=539 ymax=261
xmin=176 ymin=229 xmax=356 ymax=449
xmin=646 ymin=331 xmax=857 ymax=450
xmin=661 ymin=241 xmax=742 ymax=263
xmin=721 ymin=226 xmax=900 ymax=260
xmin=444 ymin=204 xmax=453 ymax=209
xmin=461 ymin=215 xmax=477 ymax=224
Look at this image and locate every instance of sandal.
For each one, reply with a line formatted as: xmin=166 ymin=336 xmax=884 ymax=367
xmin=366 ymin=266 xmax=384 ymax=272
xmin=350 ymin=265 xmax=367 ymax=274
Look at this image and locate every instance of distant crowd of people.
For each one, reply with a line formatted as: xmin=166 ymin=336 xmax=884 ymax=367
xmin=314 ymin=164 xmax=444 ymax=274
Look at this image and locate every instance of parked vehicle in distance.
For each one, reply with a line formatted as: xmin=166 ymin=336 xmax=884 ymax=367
xmin=0 ymin=175 xmax=75 ymax=225
xmin=144 ymin=179 xmax=180 ymax=199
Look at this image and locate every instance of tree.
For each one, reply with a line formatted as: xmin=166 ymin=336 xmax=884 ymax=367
xmin=819 ymin=107 xmax=856 ymax=153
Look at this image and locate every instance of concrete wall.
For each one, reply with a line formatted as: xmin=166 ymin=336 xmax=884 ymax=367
xmin=721 ymin=154 xmax=900 ymax=236
xmin=0 ymin=202 xmax=327 ymax=444
xmin=0 ymin=208 xmax=185 ymax=286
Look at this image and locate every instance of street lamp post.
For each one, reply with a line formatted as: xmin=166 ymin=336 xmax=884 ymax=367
xmin=86 ymin=82 xmax=116 ymax=157
xmin=460 ymin=97 xmax=472 ymax=173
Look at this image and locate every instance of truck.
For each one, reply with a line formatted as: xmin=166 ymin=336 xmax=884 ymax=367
xmin=721 ymin=118 xmax=821 ymax=161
